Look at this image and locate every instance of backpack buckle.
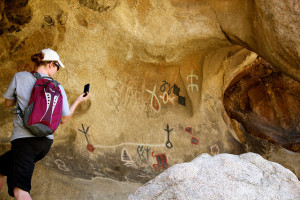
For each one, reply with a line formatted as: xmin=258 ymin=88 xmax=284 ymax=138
xmin=11 ymin=108 xmax=23 ymax=117
xmin=33 ymin=72 xmax=42 ymax=79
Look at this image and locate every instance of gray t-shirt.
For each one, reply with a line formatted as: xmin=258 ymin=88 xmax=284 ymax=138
xmin=3 ymin=71 xmax=71 ymax=141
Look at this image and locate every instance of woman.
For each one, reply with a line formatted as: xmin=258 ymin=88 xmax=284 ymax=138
xmin=0 ymin=49 xmax=90 ymax=200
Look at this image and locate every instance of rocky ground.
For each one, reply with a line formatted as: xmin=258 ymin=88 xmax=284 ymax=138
xmin=0 ymin=163 xmax=142 ymax=200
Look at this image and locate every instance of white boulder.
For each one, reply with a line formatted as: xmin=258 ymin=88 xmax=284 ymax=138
xmin=129 ymin=153 xmax=300 ymax=200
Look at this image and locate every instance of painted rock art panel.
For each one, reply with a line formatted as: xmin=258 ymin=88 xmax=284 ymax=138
xmin=0 ymin=2 xmax=299 ymax=198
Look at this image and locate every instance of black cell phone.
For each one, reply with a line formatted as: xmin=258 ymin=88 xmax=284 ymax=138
xmin=83 ymin=84 xmax=90 ymax=97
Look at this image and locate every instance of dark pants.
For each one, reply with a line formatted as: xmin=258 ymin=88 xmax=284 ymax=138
xmin=0 ymin=137 xmax=53 ymax=197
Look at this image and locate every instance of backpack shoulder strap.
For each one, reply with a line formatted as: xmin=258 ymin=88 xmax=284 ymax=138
xmin=52 ymin=80 xmax=60 ymax=86
xmin=30 ymin=71 xmax=60 ymax=86
xmin=31 ymin=71 xmax=52 ymax=80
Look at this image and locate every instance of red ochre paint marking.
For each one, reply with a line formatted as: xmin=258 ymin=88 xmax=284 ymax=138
xmin=191 ymin=137 xmax=199 ymax=145
xmin=152 ymin=96 xmax=160 ymax=111
xmin=185 ymin=127 xmax=192 ymax=134
xmin=87 ymin=144 xmax=95 ymax=152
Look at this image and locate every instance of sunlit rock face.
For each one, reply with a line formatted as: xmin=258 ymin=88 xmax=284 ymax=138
xmin=0 ymin=0 xmax=299 ymax=198
xmin=215 ymin=0 xmax=300 ymax=81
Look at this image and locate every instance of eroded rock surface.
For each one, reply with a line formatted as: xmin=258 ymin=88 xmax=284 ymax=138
xmin=0 ymin=0 xmax=32 ymax=35
xmin=129 ymin=153 xmax=300 ymax=200
xmin=0 ymin=0 xmax=299 ymax=198
xmin=224 ymin=58 xmax=300 ymax=152
xmin=0 ymin=162 xmax=142 ymax=200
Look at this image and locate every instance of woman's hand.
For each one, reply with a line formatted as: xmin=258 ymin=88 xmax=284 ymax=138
xmin=76 ymin=92 xmax=90 ymax=104
xmin=61 ymin=92 xmax=91 ymax=124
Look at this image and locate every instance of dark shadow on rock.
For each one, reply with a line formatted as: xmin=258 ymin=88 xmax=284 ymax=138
xmin=224 ymin=58 xmax=300 ymax=152
xmin=0 ymin=0 xmax=32 ymax=35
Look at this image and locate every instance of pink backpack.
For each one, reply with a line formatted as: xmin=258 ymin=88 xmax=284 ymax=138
xmin=22 ymin=72 xmax=63 ymax=137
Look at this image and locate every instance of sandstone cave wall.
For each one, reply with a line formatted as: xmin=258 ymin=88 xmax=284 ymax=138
xmin=0 ymin=0 xmax=299 ymax=182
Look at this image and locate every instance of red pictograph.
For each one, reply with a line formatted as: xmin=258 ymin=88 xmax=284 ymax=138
xmin=185 ymin=127 xmax=192 ymax=134
xmin=185 ymin=127 xmax=199 ymax=145
xmin=152 ymin=152 xmax=168 ymax=169
xmin=17 ymin=64 xmax=36 ymax=72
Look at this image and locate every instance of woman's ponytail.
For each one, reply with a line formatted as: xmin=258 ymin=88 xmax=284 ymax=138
xmin=31 ymin=52 xmax=45 ymax=66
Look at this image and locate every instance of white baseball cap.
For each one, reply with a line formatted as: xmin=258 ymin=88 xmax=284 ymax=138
xmin=41 ymin=48 xmax=65 ymax=68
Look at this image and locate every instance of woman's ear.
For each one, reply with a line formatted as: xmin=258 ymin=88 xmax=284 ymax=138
xmin=49 ymin=62 xmax=54 ymax=69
